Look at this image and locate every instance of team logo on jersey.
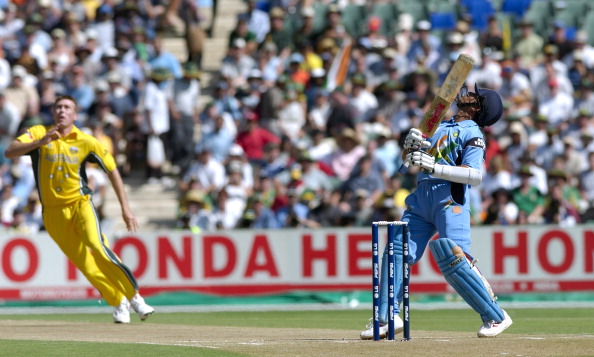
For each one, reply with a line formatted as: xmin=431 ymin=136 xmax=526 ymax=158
xmin=452 ymin=206 xmax=462 ymax=214
xmin=453 ymin=131 xmax=459 ymax=138
xmin=70 ymin=147 xmax=79 ymax=154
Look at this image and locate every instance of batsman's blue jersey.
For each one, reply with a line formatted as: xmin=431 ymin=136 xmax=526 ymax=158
xmin=418 ymin=118 xmax=485 ymax=183
xmin=403 ymin=118 xmax=485 ymax=263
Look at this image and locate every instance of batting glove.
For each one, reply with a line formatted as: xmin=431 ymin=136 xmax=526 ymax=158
xmin=404 ymin=128 xmax=431 ymax=150
xmin=406 ymin=150 xmax=435 ymax=172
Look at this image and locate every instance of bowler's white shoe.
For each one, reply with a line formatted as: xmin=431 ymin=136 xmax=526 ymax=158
xmin=113 ymin=297 xmax=130 ymax=324
xmin=360 ymin=316 xmax=404 ymax=340
xmin=477 ymin=310 xmax=512 ymax=337
xmin=130 ymin=294 xmax=155 ymax=321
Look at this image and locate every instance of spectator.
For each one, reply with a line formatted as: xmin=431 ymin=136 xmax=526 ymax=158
xmin=574 ymin=80 xmax=594 ymax=117
xmin=341 ymin=154 xmax=385 ymax=209
xmin=407 ymin=20 xmax=441 ymax=65
xmin=276 ymin=84 xmax=306 ymax=143
xmin=369 ymin=127 xmax=401 ymax=178
xmin=498 ymin=60 xmax=532 ymax=105
xmin=0 ymin=183 xmax=18 ymax=227
xmin=307 ymin=128 xmax=335 ymax=161
xmin=510 ymin=165 xmax=545 ymax=224
xmin=170 ymin=61 xmax=202 ymax=172
xmin=66 ymin=65 xmax=95 ymax=125
xmin=296 ymin=150 xmax=333 ymax=194
xmin=239 ymin=68 xmax=266 ymax=110
xmin=180 ymin=145 xmax=226 ymax=196
xmin=515 ymin=19 xmax=544 ymax=69
xmin=202 ymin=115 xmax=234 ymax=164
xmin=307 ymin=86 xmax=330 ymax=131
xmin=349 ymin=73 xmax=378 ymax=123
xmin=221 ymin=38 xmax=257 ymax=88
xmin=528 ymin=114 xmax=550 ymax=149
xmin=559 ymin=137 xmax=586 ymax=179
xmin=141 ymin=67 xmax=172 ymax=183
xmin=391 ymin=92 xmax=423 ymax=134
xmin=149 ymin=35 xmax=183 ymax=79
xmin=480 ymin=16 xmax=503 ymax=51
xmin=229 ymin=14 xmax=257 ymax=55
xmin=99 ymin=48 xmax=133 ymax=93
xmin=226 ymin=143 xmax=254 ymax=191
xmin=235 ymin=111 xmax=280 ymax=167
xmin=48 ymin=28 xmax=75 ymax=74
xmin=548 ymin=21 xmax=574 ymax=61
xmin=276 ymin=187 xmax=311 ymax=228
xmin=483 ymin=188 xmax=518 ymax=225
xmin=466 ymin=47 xmax=502 ymax=91
xmin=505 ymin=122 xmax=527 ymax=172
xmin=325 ymin=89 xmax=357 ymax=138
xmin=579 ymin=152 xmax=594 ymax=219
xmin=259 ymin=142 xmax=288 ymax=181
xmin=325 ymin=127 xmax=366 ymax=181
xmin=0 ymin=90 xmax=21 ymax=155
xmin=90 ymin=3 xmax=116 ymax=51
xmin=394 ymin=13 xmax=414 ymax=57
xmin=211 ymin=188 xmax=241 ymax=229
xmin=545 ymin=169 xmax=582 ymax=226
xmin=535 ymin=127 xmax=563 ymax=171
xmin=238 ymin=192 xmax=279 ymax=229
xmin=222 ymin=164 xmax=248 ymax=227
xmin=242 ymin=0 xmax=270 ymax=44
xmin=22 ymin=191 xmax=43 ymax=232
xmin=515 ymin=152 xmax=549 ymax=195
xmin=178 ymin=189 xmax=212 ymax=233
xmin=263 ymin=7 xmax=293 ymax=55
xmin=4 ymin=65 xmax=40 ymax=121
xmin=285 ymin=52 xmax=309 ymax=87
xmin=212 ymin=80 xmax=243 ymax=122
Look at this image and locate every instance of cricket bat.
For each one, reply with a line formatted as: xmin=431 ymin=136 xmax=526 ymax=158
xmin=398 ymin=54 xmax=475 ymax=174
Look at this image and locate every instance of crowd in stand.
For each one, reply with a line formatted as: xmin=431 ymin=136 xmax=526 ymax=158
xmin=1 ymin=0 xmax=594 ymax=234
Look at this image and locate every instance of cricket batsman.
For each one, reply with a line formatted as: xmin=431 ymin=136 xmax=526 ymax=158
xmin=5 ymin=95 xmax=154 ymax=323
xmin=360 ymin=85 xmax=512 ymax=339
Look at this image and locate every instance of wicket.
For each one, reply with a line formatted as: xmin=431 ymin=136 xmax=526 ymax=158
xmin=371 ymin=221 xmax=410 ymax=341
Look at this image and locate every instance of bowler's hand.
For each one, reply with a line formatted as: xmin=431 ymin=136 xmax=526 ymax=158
xmin=404 ymin=128 xmax=431 ymax=150
xmin=406 ymin=151 xmax=435 ymax=172
xmin=41 ymin=127 xmax=61 ymax=145
xmin=123 ymin=211 xmax=139 ymax=232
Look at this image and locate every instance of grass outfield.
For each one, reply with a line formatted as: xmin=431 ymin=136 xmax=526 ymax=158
xmin=1 ymin=308 xmax=593 ymax=356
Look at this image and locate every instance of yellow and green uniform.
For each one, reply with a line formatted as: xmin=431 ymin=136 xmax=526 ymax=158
xmin=17 ymin=125 xmax=137 ymax=306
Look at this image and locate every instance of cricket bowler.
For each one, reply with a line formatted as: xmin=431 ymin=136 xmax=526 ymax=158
xmin=5 ymin=95 xmax=154 ymax=323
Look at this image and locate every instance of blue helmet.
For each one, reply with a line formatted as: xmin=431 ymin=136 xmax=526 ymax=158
xmin=473 ymin=84 xmax=503 ymax=127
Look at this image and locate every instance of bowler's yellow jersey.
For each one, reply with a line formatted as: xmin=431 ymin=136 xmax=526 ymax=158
xmin=17 ymin=125 xmax=116 ymax=207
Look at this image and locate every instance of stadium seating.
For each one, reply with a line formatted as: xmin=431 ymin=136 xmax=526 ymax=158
xmin=370 ymin=2 xmax=400 ymax=37
xmin=501 ymin=0 xmax=532 ymax=18
xmin=341 ymin=3 xmax=366 ymax=38
xmin=397 ymin=1 xmax=429 ymax=24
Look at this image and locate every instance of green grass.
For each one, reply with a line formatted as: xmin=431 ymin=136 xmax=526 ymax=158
xmin=1 ymin=308 xmax=592 ymax=356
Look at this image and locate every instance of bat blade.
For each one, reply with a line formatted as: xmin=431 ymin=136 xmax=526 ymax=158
xmin=417 ymin=54 xmax=475 ymax=137
xmin=398 ymin=54 xmax=475 ymax=175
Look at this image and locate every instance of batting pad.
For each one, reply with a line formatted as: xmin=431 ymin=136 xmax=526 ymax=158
xmin=379 ymin=226 xmax=404 ymax=324
xmin=429 ymin=238 xmax=505 ymax=322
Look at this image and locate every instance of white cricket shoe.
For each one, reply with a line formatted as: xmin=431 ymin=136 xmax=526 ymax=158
xmin=113 ymin=297 xmax=130 ymax=324
xmin=130 ymin=294 xmax=155 ymax=321
xmin=359 ymin=316 xmax=404 ymax=340
xmin=477 ymin=310 xmax=512 ymax=337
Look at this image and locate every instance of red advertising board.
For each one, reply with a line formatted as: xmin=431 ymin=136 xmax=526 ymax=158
xmin=0 ymin=226 xmax=593 ymax=301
